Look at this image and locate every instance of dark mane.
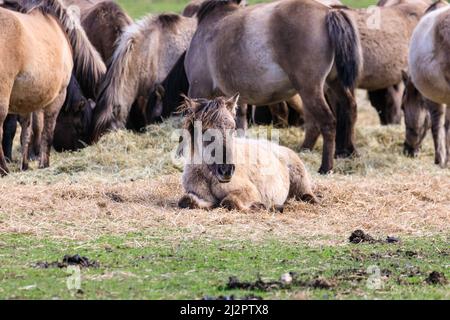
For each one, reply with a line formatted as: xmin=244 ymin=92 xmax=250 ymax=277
xmin=425 ymin=0 xmax=448 ymax=14
xmin=158 ymin=13 xmax=182 ymax=30
xmin=196 ymin=0 xmax=242 ymax=23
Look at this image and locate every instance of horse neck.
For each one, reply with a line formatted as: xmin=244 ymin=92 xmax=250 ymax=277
xmin=41 ymin=0 xmax=106 ymax=99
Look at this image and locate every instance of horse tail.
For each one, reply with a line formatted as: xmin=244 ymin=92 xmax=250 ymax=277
xmin=39 ymin=0 xmax=106 ymax=99
xmin=325 ymin=9 xmax=362 ymax=91
xmin=90 ymin=20 xmax=141 ymax=143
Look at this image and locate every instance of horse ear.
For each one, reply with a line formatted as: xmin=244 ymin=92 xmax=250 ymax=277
xmin=226 ymin=93 xmax=240 ymax=115
xmin=180 ymin=95 xmax=199 ymax=114
xmin=155 ymin=84 xmax=165 ymax=99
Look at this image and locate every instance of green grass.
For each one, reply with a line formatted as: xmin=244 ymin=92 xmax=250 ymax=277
xmin=0 ymin=233 xmax=448 ymax=299
xmin=116 ymin=0 xmax=378 ymax=18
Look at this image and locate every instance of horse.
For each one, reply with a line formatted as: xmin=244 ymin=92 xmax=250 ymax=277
xmin=80 ymin=0 xmax=132 ymax=63
xmin=90 ymin=14 xmax=197 ymax=143
xmin=0 ymin=0 xmax=105 ymax=174
xmin=184 ymin=0 xmax=362 ymax=174
xmin=301 ymin=0 xmax=432 ymax=157
xmin=402 ymin=72 xmax=449 ymax=167
xmin=51 ymin=0 xmax=131 ymax=151
xmin=404 ymin=0 xmax=450 ymax=167
xmin=178 ymin=95 xmax=317 ymax=212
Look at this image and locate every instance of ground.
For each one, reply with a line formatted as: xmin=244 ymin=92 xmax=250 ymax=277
xmin=0 ymin=0 xmax=448 ymax=300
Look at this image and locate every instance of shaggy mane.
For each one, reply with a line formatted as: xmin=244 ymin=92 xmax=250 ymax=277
xmin=9 ymin=0 xmax=106 ymax=99
xmin=180 ymin=97 xmax=231 ymax=131
xmin=196 ymin=0 xmax=242 ymax=23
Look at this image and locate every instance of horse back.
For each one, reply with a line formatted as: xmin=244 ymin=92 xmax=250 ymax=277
xmin=2 ymin=9 xmax=72 ymax=112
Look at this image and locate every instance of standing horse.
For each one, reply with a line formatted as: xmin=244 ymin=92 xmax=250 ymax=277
xmin=402 ymin=72 xmax=449 ymax=166
xmin=405 ymin=0 xmax=450 ymax=167
xmin=0 ymin=0 xmax=105 ymax=174
xmin=90 ymin=14 xmax=197 ymax=142
xmin=178 ymin=95 xmax=317 ymax=212
xmin=302 ymin=0 xmax=431 ymax=157
xmin=184 ymin=0 xmax=362 ymax=174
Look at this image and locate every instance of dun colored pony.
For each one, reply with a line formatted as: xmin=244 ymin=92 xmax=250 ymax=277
xmin=184 ymin=0 xmax=362 ymax=174
xmin=178 ymin=95 xmax=317 ymax=212
xmin=405 ymin=0 xmax=450 ymax=167
xmin=402 ymin=73 xmax=449 ymax=167
xmin=0 ymin=0 xmax=105 ymax=174
xmin=303 ymin=0 xmax=431 ymax=156
xmin=90 ymin=14 xmax=197 ymax=142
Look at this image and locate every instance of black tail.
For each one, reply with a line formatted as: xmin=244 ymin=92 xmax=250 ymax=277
xmin=326 ymin=9 xmax=361 ymax=90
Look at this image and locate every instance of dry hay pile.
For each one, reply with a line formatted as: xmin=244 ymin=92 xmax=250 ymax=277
xmin=0 ymin=92 xmax=449 ymax=243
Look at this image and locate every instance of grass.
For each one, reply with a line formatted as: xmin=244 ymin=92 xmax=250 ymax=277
xmin=0 ymin=0 xmax=448 ymax=300
xmin=116 ymin=0 xmax=379 ymax=18
xmin=0 ymin=233 xmax=448 ymax=299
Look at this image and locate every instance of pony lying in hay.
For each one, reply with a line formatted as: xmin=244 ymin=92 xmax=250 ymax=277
xmin=0 ymin=0 xmax=105 ymax=174
xmin=184 ymin=0 xmax=362 ymax=174
xmin=178 ymin=95 xmax=317 ymax=212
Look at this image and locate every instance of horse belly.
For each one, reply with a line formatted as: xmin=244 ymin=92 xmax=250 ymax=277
xmin=409 ymin=8 xmax=450 ymax=104
xmin=9 ymin=71 xmax=63 ymax=114
xmin=211 ymin=5 xmax=296 ymax=105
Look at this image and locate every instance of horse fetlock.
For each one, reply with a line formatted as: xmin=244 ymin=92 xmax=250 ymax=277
xmin=178 ymin=194 xmax=200 ymax=209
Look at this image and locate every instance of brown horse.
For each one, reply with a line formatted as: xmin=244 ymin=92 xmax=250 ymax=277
xmin=178 ymin=95 xmax=317 ymax=212
xmin=90 ymin=13 xmax=197 ymax=142
xmin=303 ymin=0 xmax=432 ymax=157
xmin=185 ymin=0 xmax=362 ymax=174
xmin=81 ymin=0 xmax=132 ymax=63
xmin=0 ymin=0 xmax=105 ymax=174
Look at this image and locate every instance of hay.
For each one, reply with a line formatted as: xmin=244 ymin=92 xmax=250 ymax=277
xmin=0 ymin=92 xmax=449 ymax=243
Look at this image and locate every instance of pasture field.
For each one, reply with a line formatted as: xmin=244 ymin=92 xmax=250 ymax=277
xmin=0 ymin=0 xmax=449 ymax=300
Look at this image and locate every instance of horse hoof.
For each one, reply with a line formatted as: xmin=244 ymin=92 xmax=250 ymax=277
xmin=21 ymin=164 xmax=29 ymax=171
xmin=301 ymin=194 xmax=319 ymax=204
xmin=318 ymin=167 xmax=333 ymax=175
xmin=221 ymin=199 xmax=239 ymax=211
xmin=250 ymin=202 xmax=266 ymax=211
xmin=178 ymin=195 xmax=198 ymax=209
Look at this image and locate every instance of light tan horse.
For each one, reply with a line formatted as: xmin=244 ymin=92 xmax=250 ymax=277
xmin=185 ymin=0 xmax=362 ymax=174
xmin=178 ymin=95 xmax=317 ymax=212
xmin=405 ymin=0 xmax=450 ymax=167
xmin=90 ymin=14 xmax=197 ymax=142
xmin=0 ymin=0 xmax=105 ymax=174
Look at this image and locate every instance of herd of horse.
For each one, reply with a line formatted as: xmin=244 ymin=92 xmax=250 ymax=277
xmin=0 ymin=0 xmax=449 ymax=210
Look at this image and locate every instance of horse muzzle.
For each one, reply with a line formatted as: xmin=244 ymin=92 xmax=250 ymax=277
xmin=216 ymin=164 xmax=236 ymax=183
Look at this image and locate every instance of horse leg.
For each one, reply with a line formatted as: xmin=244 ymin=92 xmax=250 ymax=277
xmin=368 ymin=84 xmax=404 ymax=126
xmin=301 ymin=108 xmax=321 ymax=151
xmin=2 ymin=115 xmax=17 ymax=162
xmin=0 ymin=107 xmax=9 ymax=176
xmin=39 ymin=89 xmax=66 ymax=169
xmin=429 ymin=103 xmax=447 ymax=167
xmin=236 ymin=103 xmax=248 ymax=133
xmin=288 ymin=157 xmax=318 ymax=204
xmin=18 ymin=114 xmax=31 ymax=171
xmin=178 ymin=193 xmax=216 ymax=210
xmin=220 ymin=191 xmax=265 ymax=212
xmin=287 ymin=95 xmax=304 ymax=126
xmin=445 ymin=108 xmax=450 ymax=166
xmin=29 ymin=111 xmax=43 ymax=160
xmin=294 ymin=80 xmax=336 ymax=174
xmin=328 ymin=80 xmax=358 ymax=158
xmin=269 ymin=102 xmax=289 ymax=128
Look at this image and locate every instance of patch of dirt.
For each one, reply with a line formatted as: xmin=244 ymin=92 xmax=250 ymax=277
xmin=226 ymin=274 xmax=335 ymax=292
xmin=349 ymin=230 xmax=402 ymax=245
xmin=33 ymin=254 xmax=99 ymax=269
xmin=426 ymin=271 xmax=448 ymax=285
xmin=349 ymin=230 xmax=377 ymax=244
